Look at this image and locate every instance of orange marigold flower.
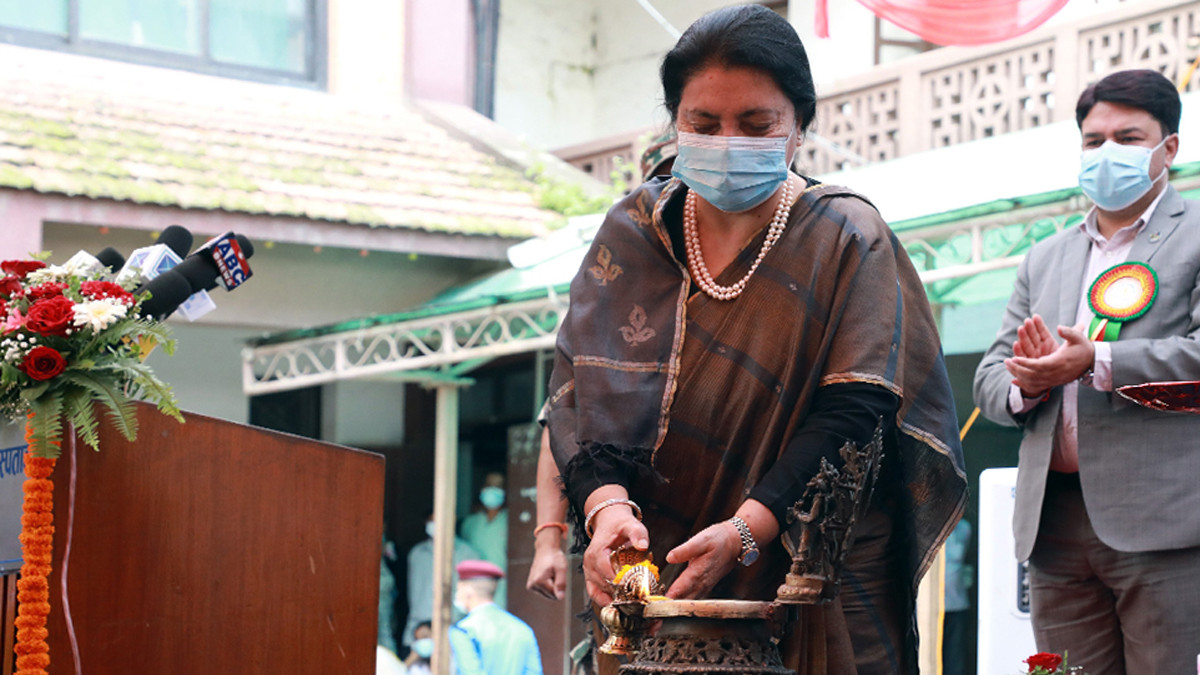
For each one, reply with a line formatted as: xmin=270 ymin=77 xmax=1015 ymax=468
xmin=16 ymin=438 xmax=54 ymax=675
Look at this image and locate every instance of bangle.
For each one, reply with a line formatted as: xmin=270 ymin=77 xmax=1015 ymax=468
xmin=584 ymin=498 xmax=642 ymax=538
xmin=533 ymin=522 xmax=568 ymax=538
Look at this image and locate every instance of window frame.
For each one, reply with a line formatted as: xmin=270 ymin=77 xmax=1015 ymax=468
xmin=0 ymin=0 xmax=327 ymax=88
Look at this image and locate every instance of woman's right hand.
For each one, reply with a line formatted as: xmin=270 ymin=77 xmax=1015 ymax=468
xmin=583 ymin=503 xmax=650 ymax=606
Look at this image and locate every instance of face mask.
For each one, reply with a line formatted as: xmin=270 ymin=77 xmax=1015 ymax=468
xmin=1078 ymin=136 xmax=1171 ymax=211
xmin=425 ymin=521 xmax=436 ymax=538
xmin=453 ymin=598 xmax=469 ymax=614
xmin=479 ymin=486 xmax=505 ymax=510
xmin=671 ymin=129 xmax=792 ymax=213
xmin=412 ymin=637 xmax=434 ymax=659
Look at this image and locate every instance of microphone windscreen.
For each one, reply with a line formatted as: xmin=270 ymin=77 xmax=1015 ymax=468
xmin=137 ymin=270 xmax=194 ymax=319
xmin=156 ymin=225 xmax=194 ymax=259
xmin=95 ymin=247 xmax=125 ymax=272
xmin=173 ymin=254 xmax=220 ymax=292
xmin=234 ymin=234 xmax=255 ymax=259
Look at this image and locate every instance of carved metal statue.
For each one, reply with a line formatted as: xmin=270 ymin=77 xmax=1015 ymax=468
xmin=776 ymin=423 xmax=884 ymax=604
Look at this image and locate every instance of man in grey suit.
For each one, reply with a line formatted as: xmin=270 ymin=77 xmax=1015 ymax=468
xmin=974 ymin=69 xmax=1200 ymax=674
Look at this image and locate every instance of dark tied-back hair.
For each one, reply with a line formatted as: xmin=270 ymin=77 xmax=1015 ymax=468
xmin=1076 ymin=69 xmax=1181 ymax=137
xmin=661 ymin=4 xmax=816 ymax=133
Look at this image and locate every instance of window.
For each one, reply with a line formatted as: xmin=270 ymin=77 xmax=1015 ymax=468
xmin=0 ymin=0 xmax=324 ymax=85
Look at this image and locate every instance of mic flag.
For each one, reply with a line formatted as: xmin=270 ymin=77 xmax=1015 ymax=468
xmin=208 ymin=233 xmax=253 ymax=291
xmin=116 ymin=225 xmax=194 ymax=286
xmin=175 ymin=232 xmax=255 ymax=292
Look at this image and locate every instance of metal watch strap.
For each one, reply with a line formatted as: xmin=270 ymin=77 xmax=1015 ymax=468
xmin=728 ymin=516 xmax=759 ymax=565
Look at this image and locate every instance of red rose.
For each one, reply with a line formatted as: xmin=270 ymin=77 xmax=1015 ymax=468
xmin=1025 ymin=653 xmax=1063 ymax=673
xmin=0 ymin=275 xmax=21 ymax=299
xmin=20 ymin=346 xmax=67 ymax=381
xmin=26 ymin=282 xmax=67 ymax=302
xmin=80 ymin=281 xmax=134 ymax=304
xmin=24 ymin=296 xmax=75 ymax=337
xmin=1 ymin=260 xmax=46 ymax=278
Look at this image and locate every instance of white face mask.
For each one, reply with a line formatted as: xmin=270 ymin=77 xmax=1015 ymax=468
xmin=425 ymin=521 xmax=436 ymax=538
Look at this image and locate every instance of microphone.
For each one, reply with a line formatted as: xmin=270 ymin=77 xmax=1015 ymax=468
xmin=116 ymin=225 xmax=194 ymax=285
xmin=155 ymin=225 xmax=194 ymax=259
xmin=95 ymin=247 xmax=125 ymax=273
xmin=174 ymin=233 xmax=255 ymax=293
xmin=62 ymin=246 xmax=127 ymax=277
xmin=167 ymin=233 xmax=255 ymax=321
xmin=135 ymin=269 xmax=196 ymax=320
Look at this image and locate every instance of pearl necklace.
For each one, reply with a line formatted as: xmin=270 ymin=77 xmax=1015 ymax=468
xmin=684 ymin=179 xmax=794 ymax=301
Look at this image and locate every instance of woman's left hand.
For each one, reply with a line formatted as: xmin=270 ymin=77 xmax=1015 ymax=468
xmin=663 ymin=520 xmax=741 ymax=599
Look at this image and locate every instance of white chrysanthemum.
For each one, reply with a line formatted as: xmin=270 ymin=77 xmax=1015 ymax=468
xmin=73 ymin=299 xmax=129 ymax=332
xmin=26 ymin=265 xmax=69 ymax=285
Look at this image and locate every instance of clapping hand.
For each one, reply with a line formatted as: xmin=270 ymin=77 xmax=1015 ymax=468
xmin=1005 ymin=315 xmax=1094 ymax=396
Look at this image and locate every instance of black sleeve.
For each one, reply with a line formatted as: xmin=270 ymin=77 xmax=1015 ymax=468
xmin=560 ymin=447 xmax=637 ymax=514
xmin=747 ymin=382 xmax=899 ymax=528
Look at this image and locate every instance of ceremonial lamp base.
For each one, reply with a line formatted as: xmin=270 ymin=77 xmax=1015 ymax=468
xmin=774 ymin=573 xmax=824 ymax=605
xmin=619 ymin=599 xmax=793 ymax=675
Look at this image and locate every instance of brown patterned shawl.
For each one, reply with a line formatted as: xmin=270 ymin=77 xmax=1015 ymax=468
xmin=546 ymin=175 xmax=966 ymax=616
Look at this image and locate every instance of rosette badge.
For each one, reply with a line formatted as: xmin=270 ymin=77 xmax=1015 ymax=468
xmin=1087 ymin=262 xmax=1157 ymax=342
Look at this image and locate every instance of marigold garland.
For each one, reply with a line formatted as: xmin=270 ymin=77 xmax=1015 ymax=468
xmin=15 ymin=413 xmax=57 ymax=675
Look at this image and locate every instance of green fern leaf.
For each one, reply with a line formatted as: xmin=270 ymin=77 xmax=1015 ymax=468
xmin=59 ymin=371 xmax=138 ymax=443
xmin=27 ymin=392 xmax=64 ymax=459
xmin=63 ymin=389 xmax=101 ymax=452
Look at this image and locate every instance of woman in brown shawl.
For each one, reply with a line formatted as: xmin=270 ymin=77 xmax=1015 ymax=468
xmin=546 ymin=6 xmax=967 ymax=673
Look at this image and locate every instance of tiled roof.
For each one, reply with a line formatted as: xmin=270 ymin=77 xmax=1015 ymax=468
xmin=0 ymin=45 xmax=562 ymax=238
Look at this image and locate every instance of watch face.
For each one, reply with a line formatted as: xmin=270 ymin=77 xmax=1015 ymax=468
xmin=740 ymin=549 xmax=759 ymax=566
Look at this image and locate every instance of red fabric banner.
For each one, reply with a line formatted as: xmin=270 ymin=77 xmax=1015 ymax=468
xmin=816 ymin=0 xmax=1070 ymax=46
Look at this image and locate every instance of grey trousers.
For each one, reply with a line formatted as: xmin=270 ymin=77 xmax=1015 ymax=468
xmin=1029 ymin=471 xmax=1200 ymax=675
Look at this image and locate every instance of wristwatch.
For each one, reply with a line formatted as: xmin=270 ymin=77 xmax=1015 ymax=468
xmin=1079 ymin=367 xmax=1095 ymax=388
xmin=728 ymin=516 xmax=759 ymax=567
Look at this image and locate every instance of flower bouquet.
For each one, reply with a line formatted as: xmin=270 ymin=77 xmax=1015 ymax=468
xmin=0 ymin=254 xmax=183 ymax=675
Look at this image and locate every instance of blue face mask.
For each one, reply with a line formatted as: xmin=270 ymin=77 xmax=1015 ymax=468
xmin=672 ymin=130 xmax=792 ymax=213
xmin=412 ymin=637 xmax=434 ymax=659
xmin=1079 ymin=136 xmax=1170 ymax=211
xmin=479 ymin=486 xmax=505 ymax=510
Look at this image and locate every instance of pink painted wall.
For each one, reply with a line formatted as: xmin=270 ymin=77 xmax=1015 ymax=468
xmin=0 ymin=189 xmax=44 ymax=258
xmin=406 ymin=0 xmax=475 ymax=106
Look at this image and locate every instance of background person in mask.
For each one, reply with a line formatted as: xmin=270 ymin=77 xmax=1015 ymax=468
xmin=974 ymin=68 xmax=1200 ymax=674
xmin=404 ymin=621 xmax=434 ymax=675
xmin=460 ymin=471 xmax=509 ymax=608
xmin=545 ymin=5 xmax=966 ymax=674
xmin=403 ymin=510 xmax=479 ymax=648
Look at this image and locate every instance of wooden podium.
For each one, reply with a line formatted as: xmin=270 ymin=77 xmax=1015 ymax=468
xmin=35 ymin=403 xmax=385 ymax=673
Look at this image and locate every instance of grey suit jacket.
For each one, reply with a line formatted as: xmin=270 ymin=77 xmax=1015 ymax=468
xmin=974 ymin=186 xmax=1200 ymax=561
